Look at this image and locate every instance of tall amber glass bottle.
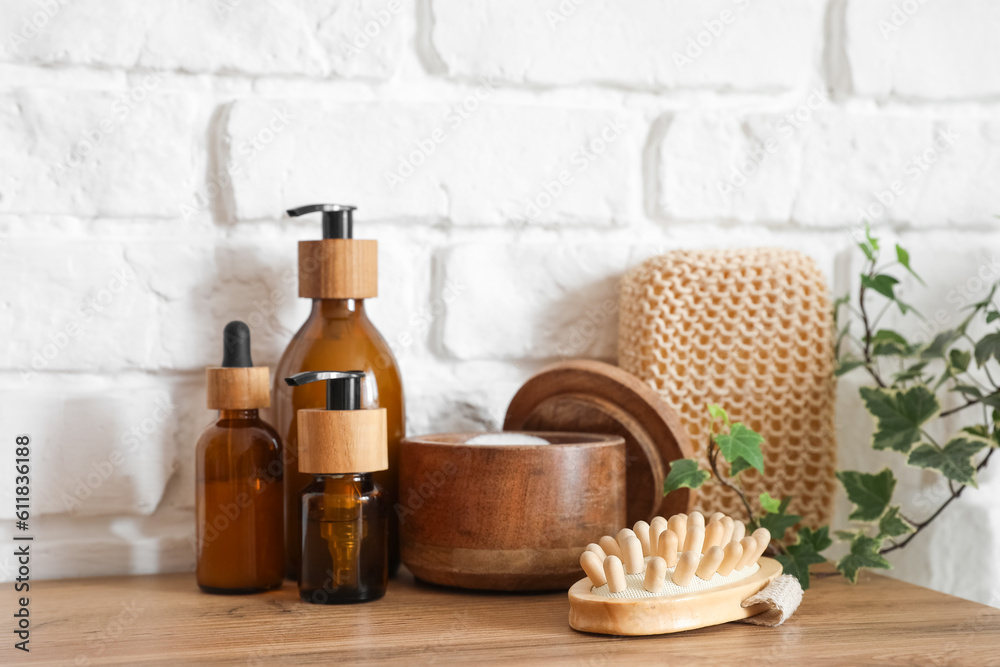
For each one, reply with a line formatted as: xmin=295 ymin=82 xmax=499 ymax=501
xmin=274 ymin=204 xmax=404 ymax=580
xmin=196 ymin=321 xmax=283 ymax=594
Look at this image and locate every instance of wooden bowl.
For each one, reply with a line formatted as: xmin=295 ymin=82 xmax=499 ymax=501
xmin=399 ymin=431 xmax=626 ymax=591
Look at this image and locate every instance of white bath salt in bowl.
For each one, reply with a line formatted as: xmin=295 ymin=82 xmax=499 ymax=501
xmin=465 ymin=433 xmax=552 ymax=446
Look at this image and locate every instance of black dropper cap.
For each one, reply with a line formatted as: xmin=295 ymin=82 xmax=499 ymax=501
xmin=286 ymin=204 xmax=357 ymax=240
xmin=221 ymin=321 xmax=253 ymax=368
xmin=284 ymin=371 xmax=365 ymax=410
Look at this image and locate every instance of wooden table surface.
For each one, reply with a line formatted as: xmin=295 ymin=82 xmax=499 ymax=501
xmin=12 ymin=565 xmax=1000 ymax=666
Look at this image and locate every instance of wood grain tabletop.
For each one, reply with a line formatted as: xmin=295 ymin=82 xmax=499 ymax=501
xmin=10 ymin=564 xmax=1000 ymax=666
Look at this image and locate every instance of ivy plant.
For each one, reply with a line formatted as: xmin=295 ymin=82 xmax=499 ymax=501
xmin=664 ymin=405 xmax=831 ymax=591
xmin=664 ymin=225 xmax=999 ymax=590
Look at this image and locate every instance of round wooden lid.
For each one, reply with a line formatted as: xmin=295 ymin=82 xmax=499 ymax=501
xmin=298 ymin=239 xmax=378 ymax=299
xmin=503 ymin=360 xmax=694 ymax=524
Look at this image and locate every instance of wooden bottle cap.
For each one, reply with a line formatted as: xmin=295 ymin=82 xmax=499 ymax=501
xmin=205 ymin=366 xmax=270 ymax=409
xmin=298 ymin=239 xmax=378 ymax=299
xmin=298 ymin=407 xmax=388 ymax=474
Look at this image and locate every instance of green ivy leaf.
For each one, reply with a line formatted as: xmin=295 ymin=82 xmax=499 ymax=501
xmin=954 ymin=384 xmax=982 ymax=399
xmin=871 ymin=330 xmax=912 ymax=356
xmin=963 ymin=424 xmax=990 ymax=439
xmin=892 ymin=361 xmax=928 ymax=385
xmin=974 ymin=333 xmax=1000 ymax=367
xmin=907 ymin=436 xmax=990 ymax=487
xmin=663 ymin=458 xmax=710 ymax=495
xmin=859 ymin=386 xmax=940 ymax=452
xmin=777 ymin=526 xmax=831 ymax=591
xmin=861 ymin=274 xmax=899 ymax=300
xmin=834 ymin=530 xmax=857 ymax=541
xmin=949 ymin=349 xmax=972 ymax=373
xmin=835 ymin=359 xmax=866 ymax=377
xmin=858 ymin=241 xmax=874 ymax=262
xmin=728 ymin=457 xmax=754 ymax=477
xmin=836 ymin=468 xmax=896 ymax=522
xmin=759 ymin=492 xmax=782 ymax=514
xmin=895 ymin=244 xmax=924 ymax=285
xmin=987 ymin=311 xmax=1000 ymax=324
xmin=797 ymin=525 xmax=834 ymax=553
xmin=758 ymin=510 xmax=802 ymax=540
xmin=707 ymin=403 xmax=730 ymax=426
xmin=713 ymin=423 xmax=765 ymax=474
xmin=919 ymin=330 xmax=960 ymax=360
xmin=877 ymin=506 xmax=913 ymax=540
xmin=837 ymin=535 xmax=891 ymax=583
xmin=981 ymin=392 xmax=1000 ymax=410
xmin=864 ymin=222 xmax=880 ymax=252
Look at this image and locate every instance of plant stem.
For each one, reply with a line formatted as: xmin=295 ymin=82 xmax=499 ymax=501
xmin=706 ymin=440 xmax=756 ymax=525
xmin=939 ymin=398 xmax=982 ymax=418
xmin=880 ymin=447 xmax=995 ymax=555
xmin=858 ymin=271 xmax=888 ymax=389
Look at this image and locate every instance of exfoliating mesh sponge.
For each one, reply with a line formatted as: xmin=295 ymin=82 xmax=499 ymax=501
xmin=617 ymin=249 xmax=837 ymax=529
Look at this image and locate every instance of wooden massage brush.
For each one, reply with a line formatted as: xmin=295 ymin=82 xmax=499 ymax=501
xmin=568 ymin=511 xmax=783 ymax=635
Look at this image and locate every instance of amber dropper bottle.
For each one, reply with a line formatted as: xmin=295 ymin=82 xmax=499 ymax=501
xmin=274 ymin=204 xmax=404 ymax=581
xmin=196 ymin=321 xmax=284 ymax=594
xmin=285 ymin=370 xmax=388 ymax=604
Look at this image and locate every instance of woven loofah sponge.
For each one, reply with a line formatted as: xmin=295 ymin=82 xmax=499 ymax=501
xmin=617 ymin=248 xmax=837 ymax=529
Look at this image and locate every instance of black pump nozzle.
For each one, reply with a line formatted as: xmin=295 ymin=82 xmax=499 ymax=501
xmin=286 ymin=203 xmax=357 ymax=240
xmin=221 ymin=321 xmax=253 ymax=368
xmin=284 ymin=370 xmax=365 ymax=411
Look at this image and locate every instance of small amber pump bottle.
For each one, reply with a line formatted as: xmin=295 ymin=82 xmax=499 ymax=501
xmin=196 ymin=321 xmax=283 ymax=594
xmin=285 ymin=370 xmax=388 ymax=604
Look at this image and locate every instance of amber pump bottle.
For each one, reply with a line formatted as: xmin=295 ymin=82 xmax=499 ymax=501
xmin=274 ymin=204 xmax=404 ymax=581
xmin=285 ymin=370 xmax=388 ymax=604
xmin=196 ymin=321 xmax=283 ymax=594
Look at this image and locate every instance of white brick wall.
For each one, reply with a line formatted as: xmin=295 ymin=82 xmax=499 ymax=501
xmin=0 ymin=0 xmax=998 ymax=608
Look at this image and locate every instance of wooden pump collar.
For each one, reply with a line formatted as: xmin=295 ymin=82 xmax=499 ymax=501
xmin=298 ymin=408 xmax=388 ymax=474
xmin=298 ymin=239 xmax=378 ymax=299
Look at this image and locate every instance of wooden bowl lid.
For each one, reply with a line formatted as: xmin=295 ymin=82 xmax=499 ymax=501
xmin=503 ymin=360 xmax=694 ymax=524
